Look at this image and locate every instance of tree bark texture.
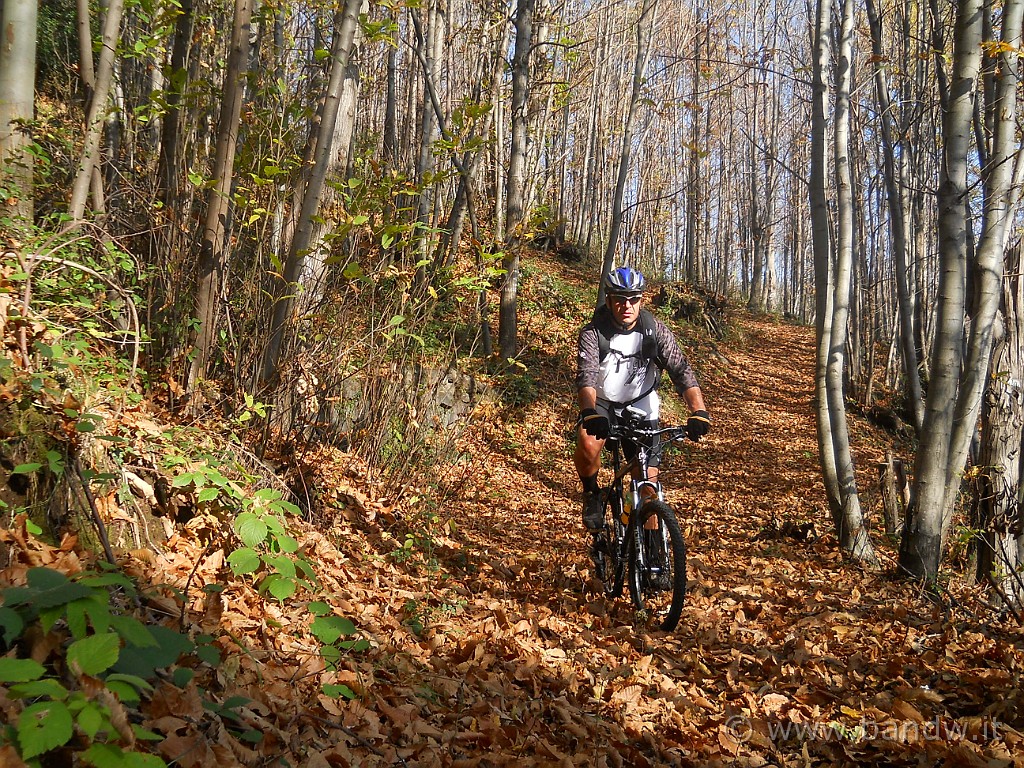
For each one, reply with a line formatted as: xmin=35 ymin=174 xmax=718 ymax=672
xmin=188 ymin=0 xmax=254 ymax=393
xmin=498 ymin=0 xmax=534 ymax=360
xmin=0 ymin=0 xmax=38 ymax=221
xmin=261 ymin=0 xmax=363 ymax=384
xmin=901 ymin=0 xmax=984 ymax=581
xmin=68 ymin=0 xmax=126 ymax=219
xmin=598 ymin=0 xmax=659 ymax=307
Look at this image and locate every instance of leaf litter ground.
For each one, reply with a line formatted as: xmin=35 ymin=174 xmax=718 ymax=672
xmin=4 ymin=264 xmax=1024 ymax=768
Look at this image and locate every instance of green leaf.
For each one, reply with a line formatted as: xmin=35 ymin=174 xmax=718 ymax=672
xmin=76 ymin=701 xmax=106 ymax=739
xmin=65 ymin=599 xmax=89 ymax=640
xmin=46 ymin=451 xmax=65 ymax=476
xmin=310 ymin=615 xmax=356 ymax=645
xmin=171 ymin=472 xmax=195 ymax=488
xmin=319 ymin=644 xmax=341 ymax=667
xmin=322 ymin=683 xmax=356 ymax=700
xmin=388 ymin=314 xmax=405 ymax=327
xmin=25 ymin=566 xmax=70 ymax=591
xmin=227 ymin=548 xmax=261 ymax=575
xmin=9 ymin=678 xmax=69 ymax=701
xmin=113 ymin=625 xmax=193 ymax=678
xmin=264 ymin=555 xmax=296 ymax=579
xmin=106 ymin=673 xmax=153 ymax=693
xmin=340 ymin=638 xmax=371 ymax=652
xmin=68 ymin=632 xmax=121 ymax=676
xmin=85 ymin=743 xmax=166 ymax=768
xmin=109 ymin=616 xmax=157 ymax=648
xmin=308 ymin=601 xmax=331 ymax=616
xmin=105 ymin=679 xmax=143 ymax=703
xmin=264 ymin=574 xmax=296 ymax=601
xmin=0 ymin=605 xmax=25 ymax=644
xmin=77 ymin=572 xmax=134 ymax=590
xmin=132 ymin=724 xmax=165 ymax=741
xmin=198 ymin=487 xmax=220 ymax=503
xmin=235 ymin=513 xmax=269 ymax=548
xmin=18 ymin=700 xmax=74 ymax=759
xmin=271 ymin=499 xmax=301 ymax=516
xmin=342 ymin=262 xmax=365 ymax=280
xmin=222 ymin=695 xmax=252 ymax=710
xmin=172 ymin=667 xmax=195 ymax=688
xmin=276 ymin=534 xmax=299 ymax=554
xmin=196 ymin=643 xmax=221 ymax=666
xmin=12 ymin=462 xmax=42 ymax=474
xmin=0 ymin=658 xmax=46 ymax=683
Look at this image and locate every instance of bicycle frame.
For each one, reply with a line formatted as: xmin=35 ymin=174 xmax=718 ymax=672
xmin=601 ymin=420 xmax=687 ymax=598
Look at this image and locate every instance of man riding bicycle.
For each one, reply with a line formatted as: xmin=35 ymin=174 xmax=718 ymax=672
xmin=574 ymin=267 xmax=711 ymax=535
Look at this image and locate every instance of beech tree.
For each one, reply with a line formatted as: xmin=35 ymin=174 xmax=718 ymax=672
xmin=261 ymin=0 xmax=364 ymax=385
xmin=68 ymin=0 xmax=125 ymax=220
xmin=188 ymin=0 xmax=254 ymax=393
xmin=808 ymin=0 xmax=876 ymax=565
xmin=598 ymin=0 xmax=659 ymax=304
xmin=498 ymin=0 xmax=534 ymax=360
xmin=900 ymin=0 xmax=1022 ymax=581
xmin=0 ymin=0 xmax=37 ymax=222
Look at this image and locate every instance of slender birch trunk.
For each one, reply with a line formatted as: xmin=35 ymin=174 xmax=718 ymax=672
xmin=900 ymin=0 xmax=984 ymax=580
xmin=68 ymin=0 xmax=125 ymax=219
xmin=598 ymin=0 xmax=659 ymax=305
xmin=810 ymin=0 xmax=842 ymax=517
xmin=261 ymin=0 xmax=363 ymax=384
xmin=187 ymin=0 xmax=254 ymax=393
xmin=498 ymin=0 xmax=534 ymax=360
xmin=0 ymin=0 xmax=37 ymax=222
xmin=828 ymin=0 xmax=877 ymax=565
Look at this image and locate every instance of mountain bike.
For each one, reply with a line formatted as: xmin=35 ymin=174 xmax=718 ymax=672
xmin=588 ymin=409 xmax=690 ymax=632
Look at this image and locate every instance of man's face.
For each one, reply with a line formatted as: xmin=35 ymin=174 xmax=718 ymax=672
xmin=607 ymin=293 xmax=642 ymax=329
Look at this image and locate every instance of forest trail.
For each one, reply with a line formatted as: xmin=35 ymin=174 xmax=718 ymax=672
xmin=6 ymin=267 xmax=1022 ymax=768
xmin=288 ymin=297 xmax=1022 ymax=767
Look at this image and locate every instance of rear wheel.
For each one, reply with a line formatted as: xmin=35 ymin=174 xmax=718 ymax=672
xmin=627 ymin=500 xmax=687 ymax=631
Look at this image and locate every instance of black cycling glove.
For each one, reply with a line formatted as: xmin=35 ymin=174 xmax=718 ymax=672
xmin=580 ymin=408 xmax=610 ymax=439
xmin=686 ymin=410 xmax=711 ymax=441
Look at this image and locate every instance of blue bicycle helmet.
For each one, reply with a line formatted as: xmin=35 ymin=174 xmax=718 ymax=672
xmin=604 ymin=266 xmax=646 ymax=296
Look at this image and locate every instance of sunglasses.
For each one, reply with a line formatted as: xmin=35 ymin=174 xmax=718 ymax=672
xmin=609 ymin=295 xmax=641 ymax=306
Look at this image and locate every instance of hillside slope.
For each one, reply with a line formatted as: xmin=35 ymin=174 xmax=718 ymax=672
xmin=2 ymin=254 xmax=1022 ymax=768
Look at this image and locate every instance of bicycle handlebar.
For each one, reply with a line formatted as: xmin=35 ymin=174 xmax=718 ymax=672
xmin=606 ymin=422 xmax=691 ymax=443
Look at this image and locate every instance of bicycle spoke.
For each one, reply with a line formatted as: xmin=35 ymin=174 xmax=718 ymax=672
xmin=626 ymin=500 xmax=686 ymax=631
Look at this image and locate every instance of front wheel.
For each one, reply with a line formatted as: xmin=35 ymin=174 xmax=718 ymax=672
xmin=626 ymin=500 xmax=687 ymax=631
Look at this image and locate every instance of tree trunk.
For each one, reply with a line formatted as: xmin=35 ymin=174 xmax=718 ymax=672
xmin=598 ymin=0 xmax=659 ymax=306
xmin=156 ymin=0 xmax=194 ymax=210
xmin=810 ymin=0 xmax=842 ymax=520
xmin=68 ymin=0 xmax=126 ymax=219
xmin=261 ymin=0 xmax=363 ymax=384
xmin=865 ymin=0 xmax=924 ymax=433
xmin=827 ymin=0 xmax=877 ymax=566
xmin=971 ymin=0 xmax=1024 ymax=602
xmin=0 ymin=0 xmax=37 ymax=222
xmin=414 ymin=0 xmax=443 ymax=266
xmin=900 ymin=0 xmax=985 ymax=580
xmin=975 ymin=242 xmax=1024 ymax=604
xmin=300 ymin=1 xmax=367 ymax=313
xmin=498 ymin=0 xmax=534 ymax=360
xmin=187 ymin=0 xmax=254 ymax=394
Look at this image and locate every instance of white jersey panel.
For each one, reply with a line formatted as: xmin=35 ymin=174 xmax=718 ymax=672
xmin=595 ymin=331 xmax=661 ymax=419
